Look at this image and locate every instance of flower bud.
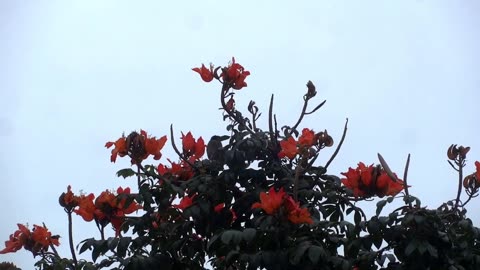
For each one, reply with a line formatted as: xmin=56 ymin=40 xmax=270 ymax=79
xmin=447 ymin=144 xmax=470 ymax=160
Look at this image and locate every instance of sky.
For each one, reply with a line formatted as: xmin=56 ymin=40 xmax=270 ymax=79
xmin=1 ymin=1 xmax=479 ymax=268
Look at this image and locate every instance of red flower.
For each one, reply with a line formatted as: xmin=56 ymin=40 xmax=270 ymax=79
xmin=214 ymin=203 xmax=225 ymax=213
xmin=74 ymin=193 xmax=96 ymax=222
xmin=59 ymin=185 xmax=80 ymax=210
xmin=141 ymin=130 xmax=167 ymax=160
xmin=181 ymin=132 xmax=205 ymax=159
xmin=158 ymin=159 xmax=195 ymax=181
xmin=475 ymin=161 xmax=480 ymax=181
xmin=298 ymin=128 xmax=315 ymax=147
xmin=192 ymin=63 xmax=214 ymax=82
xmin=278 ymin=137 xmax=298 ymax=159
xmin=223 ymin=57 xmax=250 ymax=90
xmin=284 ymin=197 xmax=313 ymax=225
xmin=31 ymin=225 xmax=59 ymax=248
xmin=251 ymin=187 xmax=286 ymax=215
xmin=173 ymin=194 xmax=197 ymax=211
xmin=341 ymin=162 xmax=375 ymax=197
xmin=341 ymin=162 xmax=406 ymax=198
xmin=226 ymin=97 xmax=235 ymax=111
xmin=376 ymin=173 xmax=405 ymax=197
xmin=0 ymin=224 xmax=59 ymax=255
xmin=0 ymin=224 xmax=30 ymax=254
xmin=105 ymin=137 xmax=127 ymax=163
xmin=73 ymin=187 xmax=141 ymax=236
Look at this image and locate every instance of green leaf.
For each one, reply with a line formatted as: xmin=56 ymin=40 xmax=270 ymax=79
xmin=207 ymin=233 xmax=220 ymax=252
xmin=354 ymin=210 xmax=361 ymax=225
xmin=405 ymin=239 xmax=418 ymax=256
xmin=225 ymin=250 xmax=240 ymax=264
xmin=116 ymin=168 xmax=136 ymax=179
xmin=78 ymin=238 xmax=94 ymax=254
xmin=92 ymin=240 xmax=108 ymax=262
xmin=373 ymin=235 xmax=383 ymax=249
xmin=107 ymin=237 xmax=120 ymax=251
xmin=308 ymin=245 xmax=325 ymax=264
xmin=376 ymin=200 xmax=387 ymax=216
xmin=291 ymin=242 xmax=311 ymax=265
xmin=221 ymin=230 xmax=234 ymax=245
xmin=117 ymin=236 xmax=132 ymax=257
xmin=242 ymin=228 xmax=256 ymax=243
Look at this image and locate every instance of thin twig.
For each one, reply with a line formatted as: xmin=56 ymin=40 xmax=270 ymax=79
xmin=304 ymin=153 xmax=319 ymax=172
xmin=288 ymin=98 xmax=309 ymax=137
xmin=170 ymin=124 xmax=195 ymax=169
xmin=461 ymin=193 xmax=476 ymax=208
xmin=304 ymin=100 xmax=326 ymax=115
xmin=220 ymin=85 xmax=256 ymax=136
xmin=137 ymin=165 xmax=141 ymax=191
xmin=454 ymin=159 xmax=464 ymax=210
xmin=402 ymin=154 xmax=412 ymax=208
xmin=293 ymin=155 xmax=306 ymax=201
xmin=67 ymin=212 xmax=78 ymax=266
xmin=325 ymin=118 xmax=349 ymax=169
xmin=268 ymin=94 xmax=275 ymax=142
xmin=447 ymin=160 xmax=459 ymax=172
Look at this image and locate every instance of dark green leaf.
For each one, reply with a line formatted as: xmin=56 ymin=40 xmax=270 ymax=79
xmin=405 ymin=240 xmax=418 ymax=256
xmin=376 ymin=200 xmax=387 ymax=216
xmin=221 ymin=230 xmax=234 ymax=245
xmin=117 ymin=237 xmax=131 ymax=258
xmin=308 ymin=245 xmax=324 ymax=264
xmin=116 ymin=168 xmax=136 ymax=179
xmin=242 ymin=228 xmax=256 ymax=243
xmin=107 ymin=237 xmax=119 ymax=251
xmin=78 ymin=238 xmax=94 ymax=254
xmin=291 ymin=242 xmax=311 ymax=265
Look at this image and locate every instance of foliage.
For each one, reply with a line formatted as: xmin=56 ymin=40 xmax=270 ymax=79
xmin=2 ymin=58 xmax=480 ymax=270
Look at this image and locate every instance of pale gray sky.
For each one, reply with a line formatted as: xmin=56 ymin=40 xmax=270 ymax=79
xmin=1 ymin=1 xmax=479 ymax=268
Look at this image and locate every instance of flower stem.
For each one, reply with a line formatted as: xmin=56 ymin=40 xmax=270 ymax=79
xmin=220 ymin=85 xmax=256 ymax=136
xmin=67 ymin=212 xmax=78 ymax=266
xmin=454 ymin=160 xmax=464 ymax=210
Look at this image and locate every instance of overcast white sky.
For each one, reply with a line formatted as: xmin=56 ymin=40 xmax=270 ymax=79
xmin=1 ymin=1 xmax=479 ymax=268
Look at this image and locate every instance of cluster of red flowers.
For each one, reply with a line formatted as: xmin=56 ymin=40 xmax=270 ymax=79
xmin=251 ymin=187 xmax=313 ymax=225
xmin=60 ymin=186 xmax=142 ymax=236
xmin=0 ymin=224 xmax=59 ymax=255
xmin=105 ymin=130 xmax=167 ymax=163
xmin=463 ymin=161 xmax=480 ymax=189
xmin=158 ymin=132 xmax=205 ymax=181
xmin=341 ymin=162 xmax=405 ymax=198
xmin=192 ymin=57 xmax=250 ymax=90
xmin=278 ymin=128 xmax=334 ymax=159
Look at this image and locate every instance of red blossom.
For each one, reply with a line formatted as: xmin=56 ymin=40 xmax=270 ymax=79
xmin=105 ymin=137 xmax=127 ymax=163
xmin=222 ymin=57 xmax=250 ymax=90
xmin=226 ymin=97 xmax=235 ymax=111
xmin=141 ymin=130 xmax=167 ymax=160
xmin=181 ymin=132 xmax=206 ymax=159
xmin=0 ymin=224 xmax=59 ymax=255
xmin=341 ymin=162 xmax=406 ymax=198
xmin=475 ymin=161 xmax=480 ymax=181
xmin=158 ymin=159 xmax=194 ymax=181
xmin=192 ymin=63 xmax=214 ymax=82
xmin=284 ymin=197 xmax=313 ymax=225
xmin=278 ymin=137 xmax=298 ymax=159
xmin=251 ymin=187 xmax=286 ymax=215
xmin=298 ymin=128 xmax=316 ymax=147
xmin=73 ymin=187 xmax=141 ymax=236
xmin=173 ymin=194 xmax=197 ymax=211
xmin=214 ymin=203 xmax=225 ymax=213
